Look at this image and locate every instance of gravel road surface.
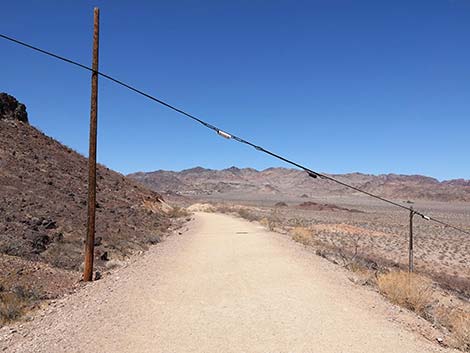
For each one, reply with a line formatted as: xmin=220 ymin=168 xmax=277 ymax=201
xmin=1 ymin=212 xmax=453 ymax=353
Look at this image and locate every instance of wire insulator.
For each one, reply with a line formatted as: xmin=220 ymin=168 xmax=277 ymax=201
xmin=307 ymin=171 xmax=318 ymax=179
xmin=217 ymin=130 xmax=232 ymax=139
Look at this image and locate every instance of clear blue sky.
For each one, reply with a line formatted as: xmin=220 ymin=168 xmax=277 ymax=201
xmin=1 ymin=1 xmax=469 ymax=180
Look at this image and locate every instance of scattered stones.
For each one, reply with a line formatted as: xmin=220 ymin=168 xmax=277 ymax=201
xmin=100 ymin=251 xmax=109 ymax=261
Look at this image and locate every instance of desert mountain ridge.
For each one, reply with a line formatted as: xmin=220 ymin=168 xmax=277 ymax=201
xmin=128 ymin=166 xmax=470 ymax=202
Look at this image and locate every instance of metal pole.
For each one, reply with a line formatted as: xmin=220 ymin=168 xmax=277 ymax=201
xmin=83 ymin=7 xmax=100 ymax=282
xmin=409 ymin=207 xmax=414 ymax=273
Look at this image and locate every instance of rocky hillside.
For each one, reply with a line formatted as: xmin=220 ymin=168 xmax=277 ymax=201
xmin=129 ymin=167 xmax=470 ymax=202
xmin=0 ymin=93 xmax=172 ymax=299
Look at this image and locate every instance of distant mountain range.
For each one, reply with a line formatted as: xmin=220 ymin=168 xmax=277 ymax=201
xmin=128 ymin=167 xmax=470 ymax=202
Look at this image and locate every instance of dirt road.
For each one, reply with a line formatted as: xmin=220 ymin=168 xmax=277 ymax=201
xmin=1 ymin=212 xmax=453 ymax=353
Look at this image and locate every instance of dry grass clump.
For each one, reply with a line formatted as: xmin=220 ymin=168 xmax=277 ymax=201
xmin=237 ymin=208 xmax=260 ymax=222
xmin=0 ymin=293 xmax=24 ymax=324
xmin=0 ymin=287 xmax=38 ymax=325
xmin=259 ymin=214 xmax=280 ymax=231
xmin=187 ymin=203 xmax=215 ymax=213
xmin=290 ymin=227 xmax=313 ymax=246
xmin=141 ymin=199 xmax=165 ymax=213
xmin=436 ymin=306 xmax=470 ymax=351
xmin=214 ymin=205 xmax=234 ymax=214
xmin=377 ymin=271 xmax=433 ymax=315
xmin=259 ymin=218 xmax=272 ymax=230
xmin=167 ymin=206 xmax=190 ymax=219
xmin=450 ymin=310 xmax=470 ymax=352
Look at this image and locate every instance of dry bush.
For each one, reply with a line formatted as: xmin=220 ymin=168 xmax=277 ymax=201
xmin=167 ymin=206 xmax=190 ymax=219
xmin=0 ymin=292 xmax=25 ymax=324
xmin=268 ymin=209 xmax=281 ymax=230
xmin=260 ymin=216 xmax=278 ymax=231
xmin=187 ymin=203 xmax=215 ymax=213
xmin=436 ymin=306 xmax=470 ymax=351
xmin=348 ymin=266 xmax=377 ymax=287
xmin=377 ymin=271 xmax=433 ymax=315
xmin=259 ymin=218 xmax=270 ymax=229
xmin=215 ymin=205 xmax=235 ymax=214
xmin=104 ymin=259 xmax=122 ymax=270
xmin=141 ymin=199 xmax=163 ymax=213
xmin=288 ymin=217 xmax=308 ymax=227
xmin=451 ymin=311 xmax=470 ymax=352
xmin=290 ymin=227 xmax=313 ymax=246
xmin=237 ymin=208 xmax=259 ymax=222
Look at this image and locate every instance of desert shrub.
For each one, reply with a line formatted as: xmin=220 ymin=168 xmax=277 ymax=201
xmin=377 ymin=271 xmax=433 ymax=315
xmin=43 ymin=241 xmax=82 ymax=270
xmin=259 ymin=218 xmax=270 ymax=228
xmin=145 ymin=233 xmax=162 ymax=245
xmin=187 ymin=203 xmax=215 ymax=213
xmin=290 ymin=227 xmax=313 ymax=246
xmin=11 ymin=286 xmax=40 ymax=301
xmin=259 ymin=216 xmax=278 ymax=231
xmin=451 ymin=310 xmax=470 ymax=352
xmin=0 ymin=293 xmax=24 ymax=324
xmin=436 ymin=306 xmax=470 ymax=351
xmin=237 ymin=208 xmax=259 ymax=222
xmin=104 ymin=259 xmax=122 ymax=270
xmin=167 ymin=206 xmax=190 ymax=219
xmin=287 ymin=217 xmax=307 ymax=227
xmin=214 ymin=205 xmax=234 ymax=214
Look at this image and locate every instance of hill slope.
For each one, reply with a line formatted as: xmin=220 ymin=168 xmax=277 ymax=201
xmin=0 ymin=95 xmax=171 ymax=299
xmin=129 ymin=167 xmax=470 ymax=202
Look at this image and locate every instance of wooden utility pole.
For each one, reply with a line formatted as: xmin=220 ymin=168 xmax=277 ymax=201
xmin=408 ymin=207 xmax=414 ymax=273
xmin=84 ymin=7 xmax=100 ymax=282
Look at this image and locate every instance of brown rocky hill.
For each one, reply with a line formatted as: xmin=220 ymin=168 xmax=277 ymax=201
xmin=0 ymin=94 xmax=171 ymax=299
xmin=128 ymin=167 xmax=470 ymax=202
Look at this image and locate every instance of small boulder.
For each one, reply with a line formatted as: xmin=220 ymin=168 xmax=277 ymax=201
xmin=100 ymin=251 xmax=109 ymax=261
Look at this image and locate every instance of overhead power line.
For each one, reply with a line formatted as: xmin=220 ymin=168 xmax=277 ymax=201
xmin=1 ymin=32 xmax=469 ymax=236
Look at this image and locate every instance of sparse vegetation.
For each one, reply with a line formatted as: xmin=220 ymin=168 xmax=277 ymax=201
xmin=0 ymin=286 xmax=40 ymax=325
xmin=449 ymin=310 xmax=470 ymax=352
xmin=377 ymin=271 xmax=433 ymax=315
xmin=210 ymin=202 xmax=469 ymax=351
xmin=290 ymin=227 xmax=313 ymax=246
xmin=167 ymin=206 xmax=190 ymax=219
xmin=237 ymin=208 xmax=259 ymax=222
xmin=0 ymin=293 xmax=24 ymax=324
xmin=436 ymin=306 xmax=470 ymax=352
